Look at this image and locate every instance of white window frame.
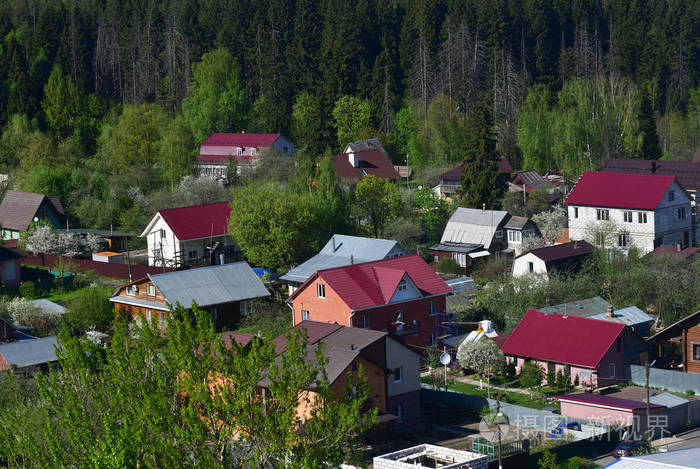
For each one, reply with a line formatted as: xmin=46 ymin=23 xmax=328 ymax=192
xmin=317 ymin=283 xmax=325 ymax=298
xmin=301 ymin=310 xmax=310 ymax=321
xmin=618 ymin=234 xmax=630 ymax=247
xmin=397 ymin=280 xmax=407 ymax=291
xmin=145 ymin=309 xmax=152 ymax=321
xmin=597 ymin=209 xmax=610 ymax=221
xmin=638 ymin=212 xmax=647 ymax=223
xmin=251 ymin=147 xmax=257 ymax=157
xmin=428 ymin=301 xmax=436 ymax=315
xmin=495 ymin=230 xmax=503 ymax=238
xmin=236 ymin=147 xmax=242 ymax=156
xmin=623 ymin=211 xmax=633 ymax=223
xmin=147 ymin=284 xmax=156 ymax=296
xmin=126 ymin=285 xmax=138 ymax=296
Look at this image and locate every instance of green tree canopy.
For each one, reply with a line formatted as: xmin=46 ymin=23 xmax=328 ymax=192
xmin=42 ymin=64 xmax=83 ymax=139
xmin=353 ymin=174 xmax=402 ymax=238
xmin=332 ymin=95 xmax=373 ymax=149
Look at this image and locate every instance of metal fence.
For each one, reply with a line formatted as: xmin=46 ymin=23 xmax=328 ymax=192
xmin=630 ymin=365 xmax=700 ymax=394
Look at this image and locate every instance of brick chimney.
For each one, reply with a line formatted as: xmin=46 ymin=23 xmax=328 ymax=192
xmin=607 ymin=305 xmax=614 ymax=318
xmin=650 ymin=161 xmax=656 ymax=173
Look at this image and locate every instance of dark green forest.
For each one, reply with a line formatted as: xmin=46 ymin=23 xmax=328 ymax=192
xmin=0 ymin=0 xmax=699 ymax=232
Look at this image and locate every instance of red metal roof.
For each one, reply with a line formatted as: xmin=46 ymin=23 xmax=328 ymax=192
xmin=201 ymin=133 xmax=281 ymax=148
xmin=554 ymin=393 xmax=664 ymax=411
xmin=289 ymin=254 xmax=450 ymax=310
xmin=332 ymin=151 xmax=400 ymax=181
xmin=501 ymin=309 xmax=625 ymax=368
xmin=158 ymin=202 xmax=231 ymax=241
xmin=565 ymin=172 xmax=677 ymax=209
xmin=603 ymin=158 xmax=700 ymax=192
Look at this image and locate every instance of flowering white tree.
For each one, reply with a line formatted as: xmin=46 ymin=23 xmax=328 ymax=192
xmin=26 ymin=225 xmax=105 ymax=257
xmin=532 ymin=205 xmax=567 ymax=244
xmin=457 ymin=338 xmax=505 ymax=373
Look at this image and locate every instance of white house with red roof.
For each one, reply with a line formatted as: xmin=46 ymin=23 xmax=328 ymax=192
xmin=140 ymin=201 xmax=239 ymax=267
xmin=196 ymin=132 xmax=295 ymax=180
xmin=566 ymin=171 xmax=691 ymax=254
xmin=501 ymin=309 xmax=627 ymax=388
xmin=287 ymin=254 xmax=451 ymax=348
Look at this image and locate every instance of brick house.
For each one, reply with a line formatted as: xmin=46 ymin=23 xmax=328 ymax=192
xmin=501 ymin=309 xmax=627 ymax=388
xmin=566 ymin=172 xmax=692 ymax=255
xmin=110 ymin=262 xmax=269 ymax=331
xmin=287 ymin=255 xmax=451 ymax=349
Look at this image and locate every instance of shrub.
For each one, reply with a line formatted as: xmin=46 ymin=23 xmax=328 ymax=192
xmin=63 ymin=285 xmax=114 ymax=334
xmin=686 ymin=389 xmax=695 ymax=396
xmin=19 ymin=281 xmax=39 ymax=299
xmin=546 ymin=369 xmax=556 ymax=387
xmin=7 ymin=298 xmax=61 ymax=336
xmin=435 ymin=257 xmax=461 ymax=275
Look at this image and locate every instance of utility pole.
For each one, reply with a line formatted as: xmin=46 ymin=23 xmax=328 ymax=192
xmin=645 ymin=359 xmax=656 ymax=439
xmin=496 ymin=400 xmax=503 ymax=469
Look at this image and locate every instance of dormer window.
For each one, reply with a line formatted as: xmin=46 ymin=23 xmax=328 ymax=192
xmin=236 ymin=147 xmax=242 ymax=156
xmin=397 ymin=280 xmax=406 ymax=291
xmin=126 ymin=285 xmax=138 ymax=296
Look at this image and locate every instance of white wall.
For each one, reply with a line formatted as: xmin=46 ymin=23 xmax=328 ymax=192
xmin=144 ymin=215 xmax=180 ymax=267
xmin=568 ymin=182 xmax=692 ymax=255
xmin=512 ymin=253 xmax=548 ymax=278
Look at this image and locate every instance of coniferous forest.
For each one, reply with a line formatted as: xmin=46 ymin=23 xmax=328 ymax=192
xmin=0 ymin=0 xmax=698 ymax=232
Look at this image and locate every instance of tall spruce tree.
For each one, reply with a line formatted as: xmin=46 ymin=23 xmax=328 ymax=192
xmin=458 ymin=100 xmax=506 ymax=209
xmin=637 ymin=88 xmax=662 ymax=159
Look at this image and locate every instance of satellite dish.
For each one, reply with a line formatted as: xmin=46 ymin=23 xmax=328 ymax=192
xmin=440 ymin=352 xmax=451 ymax=366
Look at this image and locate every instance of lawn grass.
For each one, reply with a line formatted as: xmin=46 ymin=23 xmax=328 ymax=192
xmin=429 ymin=378 xmax=559 ymax=411
xmin=41 ymin=286 xmax=90 ymax=304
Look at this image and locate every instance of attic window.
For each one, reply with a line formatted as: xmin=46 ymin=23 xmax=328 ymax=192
xmin=317 ymin=283 xmax=326 ymax=298
xmin=495 ymin=230 xmax=503 ymax=238
xmin=669 ymin=190 xmax=675 ymax=201
xmin=147 ymin=284 xmax=155 ymax=296
xmin=397 ymin=280 xmax=407 ymax=291
xmin=126 ymin=285 xmax=138 ymax=296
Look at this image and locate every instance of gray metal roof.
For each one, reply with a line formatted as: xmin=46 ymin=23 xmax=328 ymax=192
xmin=429 ymin=242 xmax=483 ymax=254
xmin=280 ymin=234 xmax=406 ymax=283
xmin=605 ymin=447 xmax=700 ymax=468
xmin=590 ymin=306 xmax=654 ymax=327
xmin=440 ymin=208 xmax=508 ymax=249
xmin=29 ymin=299 xmax=67 ymax=315
xmin=649 ymin=392 xmax=689 ymax=408
xmin=149 ymin=262 xmax=269 ymax=309
xmin=0 ymin=336 xmax=59 ymax=368
xmin=517 ymin=170 xmax=545 ymax=186
xmin=504 ymin=216 xmax=530 ymax=230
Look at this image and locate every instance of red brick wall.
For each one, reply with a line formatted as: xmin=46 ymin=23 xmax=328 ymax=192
xmin=291 ymin=276 xmax=446 ymax=348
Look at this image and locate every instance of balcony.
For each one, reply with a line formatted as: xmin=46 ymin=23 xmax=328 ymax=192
xmin=389 ymin=322 xmax=420 ymax=337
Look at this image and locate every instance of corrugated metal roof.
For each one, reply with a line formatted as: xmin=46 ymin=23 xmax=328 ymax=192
xmin=605 ymin=447 xmax=700 ymax=468
xmin=149 ymin=262 xmax=269 ymax=309
xmin=566 ymin=171 xmax=680 ymax=209
xmin=429 ymin=242 xmax=483 ymax=253
xmin=280 ymin=234 xmax=406 ymax=283
xmin=517 ymin=170 xmax=545 ymax=186
xmin=502 ymin=310 xmax=625 ymax=368
xmin=649 ymin=392 xmax=688 ymax=408
xmin=540 ymin=296 xmax=613 ymax=317
xmin=590 ymin=306 xmax=654 ymax=327
xmin=440 ymin=208 xmax=508 ymax=249
xmin=109 ymin=296 xmax=170 ymax=311
xmin=29 ymin=299 xmax=67 ymax=315
xmin=447 ymin=294 xmax=471 ymax=312
xmin=0 ymin=336 xmax=59 ymax=368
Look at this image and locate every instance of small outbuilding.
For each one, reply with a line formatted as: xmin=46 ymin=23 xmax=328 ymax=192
xmin=512 ymin=240 xmax=593 ymax=279
xmin=555 ymin=393 xmax=665 ymax=427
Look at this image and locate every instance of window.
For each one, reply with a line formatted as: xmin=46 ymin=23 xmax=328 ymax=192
xmin=508 ymin=230 xmax=522 ymax=243
xmin=397 ymin=280 xmax=407 ymax=291
xmin=428 ymin=301 xmax=436 ymax=315
xmin=188 ymin=250 xmax=197 ymax=259
xmin=527 ymin=261 xmax=534 ymax=273
xmin=126 ymin=285 xmax=138 ymax=296
xmin=623 ymin=211 xmax=633 ymax=222
xmin=317 ymin=283 xmax=326 ymax=298
xmin=160 ymin=229 xmax=166 ymax=239
xmin=430 ymin=333 xmax=437 ymax=347
xmin=212 ymin=308 xmax=218 ymax=320
xmin=158 ymin=311 xmax=166 ymax=320
xmin=145 ymin=309 xmax=152 ymax=321
xmin=361 ymin=314 xmax=370 ymax=329
xmin=236 ymin=147 xmax=242 ymax=156
xmin=693 ymin=344 xmax=700 ymax=361
xmin=618 ymin=234 xmax=630 ymax=247
xmin=395 ymin=403 xmax=403 ymax=423
xmin=596 ymin=209 xmax=610 ymax=221
xmin=573 ymin=207 xmax=579 ymax=218
xmin=609 ymin=363 xmax=616 ymax=379
xmin=301 ymin=310 xmax=310 ymax=321
xmin=360 ymin=169 xmax=368 ymax=176
xmin=147 ymin=284 xmax=155 ymax=296
xmin=241 ymin=300 xmax=252 ymax=315
xmin=638 ymin=212 xmax=647 ymax=223
xmin=495 ymin=230 xmax=503 ymax=238
xmin=351 ymin=360 xmax=357 ymax=371
xmin=393 ymin=367 xmax=403 ymax=383
xmin=434 ymin=255 xmax=439 ymax=263
xmin=677 ymin=207 xmax=686 ymax=219
xmin=669 ymin=190 xmax=675 ymax=201
xmin=251 ymin=148 xmax=257 ymax=157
